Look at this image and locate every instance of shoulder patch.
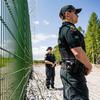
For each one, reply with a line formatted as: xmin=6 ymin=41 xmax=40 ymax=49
xmin=62 ymin=26 xmax=69 ymax=33
xmin=69 ymin=25 xmax=76 ymax=32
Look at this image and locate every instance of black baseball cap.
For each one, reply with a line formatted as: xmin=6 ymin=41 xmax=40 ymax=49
xmin=59 ymin=5 xmax=82 ymax=18
xmin=46 ymin=47 xmax=52 ymax=51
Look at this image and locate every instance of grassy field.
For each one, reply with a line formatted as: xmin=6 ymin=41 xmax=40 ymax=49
xmin=0 ymin=58 xmax=14 ymax=68
xmin=33 ymin=60 xmax=44 ymax=64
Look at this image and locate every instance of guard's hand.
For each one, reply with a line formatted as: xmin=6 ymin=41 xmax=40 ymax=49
xmin=84 ymin=65 xmax=92 ymax=75
xmin=51 ymin=63 xmax=54 ymax=67
xmin=52 ymin=63 xmax=56 ymax=67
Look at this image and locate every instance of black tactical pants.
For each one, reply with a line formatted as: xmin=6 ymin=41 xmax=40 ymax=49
xmin=46 ymin=67 xmax=55 ymax=88
xmin=60 ymin=62 xmax=89 ymax=100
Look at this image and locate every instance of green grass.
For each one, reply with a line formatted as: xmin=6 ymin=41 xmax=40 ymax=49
xmin=0 ymin=58 xmax=14 ymax=68
xmin=33 ymin=60 xmax=44 ymax=64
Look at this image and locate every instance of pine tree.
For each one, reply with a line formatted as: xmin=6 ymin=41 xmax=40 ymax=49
xmin=53 ymin=45 xmax=61 ymax=63
xmin=96 ymin=20 xmax=100 ymax=63
xmin=85 ymin=12 xmax=100 ymax=64
xmin=78 ymin=26 xmax=83 ymax=33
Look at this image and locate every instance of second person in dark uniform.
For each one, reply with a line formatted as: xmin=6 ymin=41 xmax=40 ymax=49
xmin=44 ymin=47 xmax=56 ymax=89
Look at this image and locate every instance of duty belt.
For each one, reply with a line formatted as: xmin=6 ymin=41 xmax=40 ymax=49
xmin=61 ymin=58 xmax=76 ymax=62
xmin=61 ymin=58 xmax=81 ymax=73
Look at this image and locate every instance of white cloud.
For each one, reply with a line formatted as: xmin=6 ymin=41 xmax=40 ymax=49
xmin=32 ymin=20 xmax=50 ymax=26
xmin=31 ymin=33 xmax=57 ymax=60
xmin=33 ymin=21 xmax=40 ymax=25
xmin=32 ymin=33 xmax=57 ymax=43
xmin=32 ymin=46 xmax=47 ymax=60
xmin=43 ymin=20 xmax=50 ymax=25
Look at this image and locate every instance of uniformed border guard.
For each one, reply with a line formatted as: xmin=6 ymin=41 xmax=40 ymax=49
xmin=58 ymin=5 xmax=92 ymax=100
xmin=44 ymin=47 xmax=56 ymax=89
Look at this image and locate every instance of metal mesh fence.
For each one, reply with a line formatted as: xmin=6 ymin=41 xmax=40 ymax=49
xmin=0 ymin=0 xmax=33 ymax=99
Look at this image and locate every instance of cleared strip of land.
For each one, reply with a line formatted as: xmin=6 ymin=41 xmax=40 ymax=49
xmin=26 ymin=64 xmax=100 ymax=100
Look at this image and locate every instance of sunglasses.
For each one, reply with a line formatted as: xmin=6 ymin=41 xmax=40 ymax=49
xmin=75 ymin=12 xmax=79 ymax=17
xmin=68 ymin=10 xmax=79 ymax=17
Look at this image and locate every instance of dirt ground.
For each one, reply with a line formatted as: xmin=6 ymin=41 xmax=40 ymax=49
xmin=26 ymin=64 xmax=100 ymax=100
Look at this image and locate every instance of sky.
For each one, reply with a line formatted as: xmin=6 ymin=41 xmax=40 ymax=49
xmin=27 ymin=0 xmax=100 ymax=60
xmin=2 ymin=0 xmax=99 ymax=60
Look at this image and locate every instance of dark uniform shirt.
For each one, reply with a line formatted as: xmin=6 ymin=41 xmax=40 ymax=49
xmin=58 ymin=22 xmax=89 ymax=100
xmin=58 ymin=22 xmax=86 ymax=60
xmin=45 ymin=53 xmax=56 ymax=77
xmin=45 ymin=53 xmax=56 ymax=67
